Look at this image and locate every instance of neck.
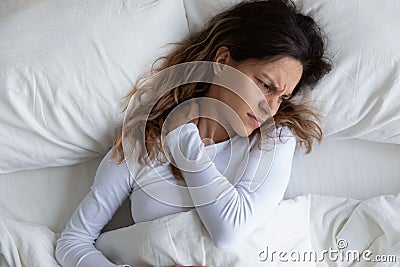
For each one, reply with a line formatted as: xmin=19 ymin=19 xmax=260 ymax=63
xmin=195 ymin=86 xmax=236 ymax=145
xmin=197 ymin=117 xmax=229 ymax=145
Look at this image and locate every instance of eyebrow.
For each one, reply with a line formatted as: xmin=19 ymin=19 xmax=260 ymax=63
xmin=262 ymin=73 xmax=292 ymax=98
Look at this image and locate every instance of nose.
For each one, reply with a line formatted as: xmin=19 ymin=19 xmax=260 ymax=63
xmin=259 ymin=96 xmax=280 ymax=117
xmin=270 ymin=101 xmax=280 ymax=117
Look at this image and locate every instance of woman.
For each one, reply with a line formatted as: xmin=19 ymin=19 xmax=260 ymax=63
xmin=55 ymin=0 xmax=331 ymax=266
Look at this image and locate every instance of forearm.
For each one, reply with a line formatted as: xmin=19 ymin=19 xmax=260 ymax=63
xmin=165 ymin=123 xmax=296 ymax=248
xmin=56 ymin=149 xmax=133 ymax=267
xmin=55 ymin=191 xmax=132 ymax=267
xmin=184 ymin=156 xmax=293 ymax=248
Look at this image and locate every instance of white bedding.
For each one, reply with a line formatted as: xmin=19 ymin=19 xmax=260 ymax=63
xmin=1 ymin=0 xmax=399 ymax=266
xmin=1 ymin=138 xmax=399 ymax=235
xmin=0 ymin=0 xmax=189 ymax=174
xmin=1 ymin=194 xmax=399 ymax=267
xmin=285 ymin=138 xmax=400 ymax=200
xmin=184 ymin=0 xmax=400 ymax=145
xmin=94 ymin=194 xmax=400 ymax=267
xmin=0 ymin=217 xmax=60 ymax=267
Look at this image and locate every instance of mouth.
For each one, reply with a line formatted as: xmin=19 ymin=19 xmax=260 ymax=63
xmin=247 ymin=113 xmax=263 ymax=127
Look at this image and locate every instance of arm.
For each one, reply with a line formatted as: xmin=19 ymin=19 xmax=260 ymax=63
xmin=55 ymin=149 xmax=133 ymax=267
xmin=164 ymin=123 xmax=296 ymax=249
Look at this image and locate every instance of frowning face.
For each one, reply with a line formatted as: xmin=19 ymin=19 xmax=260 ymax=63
xmin=208 ymin=46 xmax=303 ymax=137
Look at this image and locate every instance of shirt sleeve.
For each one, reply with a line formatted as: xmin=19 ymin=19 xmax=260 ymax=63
xmin=55 ymin=148 xmax=133 ymax=267
xmin=164 ymin=123 xmax=297 ymax=249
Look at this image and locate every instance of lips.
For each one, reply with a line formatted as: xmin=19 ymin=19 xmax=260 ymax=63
xmin=247 ymin=113 xmax=262 ymax=127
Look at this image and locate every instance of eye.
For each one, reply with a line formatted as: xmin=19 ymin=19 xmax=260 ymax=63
xmin=257 ymin=78 xmax=271 ymax=92
xmin=279 ymin=96 xmax=290 ymax=102
xmin=279 ymin=95 xmax=291 ymax=103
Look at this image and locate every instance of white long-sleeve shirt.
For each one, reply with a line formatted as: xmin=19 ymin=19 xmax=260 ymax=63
xmin=55 ymin=123 xmax=296 ymax=267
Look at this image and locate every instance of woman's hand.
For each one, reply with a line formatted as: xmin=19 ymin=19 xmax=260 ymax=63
xmin=163 ymin=99 xmax=200 ymax=135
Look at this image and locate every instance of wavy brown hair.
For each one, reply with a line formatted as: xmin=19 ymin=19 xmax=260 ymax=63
xmin=110 ymin=0 xmax=332 ymax=180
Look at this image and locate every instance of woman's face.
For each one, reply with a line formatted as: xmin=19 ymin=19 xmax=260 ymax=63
xmin=209 ymin=46 xmax=303 ymax=137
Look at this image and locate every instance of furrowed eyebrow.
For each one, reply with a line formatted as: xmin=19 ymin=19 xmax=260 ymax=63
xmin=262 ymin=73 xmax=279 ymax=90
xmin=262 ymin=73 xmax=292 ymax=98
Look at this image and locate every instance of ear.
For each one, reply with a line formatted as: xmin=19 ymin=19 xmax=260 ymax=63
xmin=213 ymin=46 xmax=231 ymax=74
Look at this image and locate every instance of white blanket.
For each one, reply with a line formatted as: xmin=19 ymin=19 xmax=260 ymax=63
xmin=309 ymin=194 xmax=400 ymax=266
xmin=95 ymin=194 xmax=400 ymax=266
xmin=1 ymin=194 xmax=399 ymax=267
xmin=0 ymin=217 xmax=60 ymax=267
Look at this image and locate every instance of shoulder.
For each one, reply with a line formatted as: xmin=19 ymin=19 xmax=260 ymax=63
xmin=92 ymin=148 xmax=135 ymax=192
xmin=247 ymin=126 xmax=297 ymax=157
xmin=275 ymin=125 xmax=296 ymax=143
xmin=249 ymin=125 xmax=296 ymax=146
xmin=98 ymin=148 xmax=129 ymax=173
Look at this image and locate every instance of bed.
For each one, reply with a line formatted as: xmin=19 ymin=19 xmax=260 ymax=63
xmin=1 ymin=0 xmax=399 ymax=266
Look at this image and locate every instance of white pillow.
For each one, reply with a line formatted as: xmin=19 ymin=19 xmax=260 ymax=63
xmin=183 ymin=0 xmax=400 ymax=144
xmin=0 ymin=0 xmax=189 ymax=173
xmin=95 ymin=195 xmax=311 ymax=267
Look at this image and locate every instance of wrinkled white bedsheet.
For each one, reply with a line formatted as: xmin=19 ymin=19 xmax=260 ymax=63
xmin=1 ymin=194 xmax=399 ymax=267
